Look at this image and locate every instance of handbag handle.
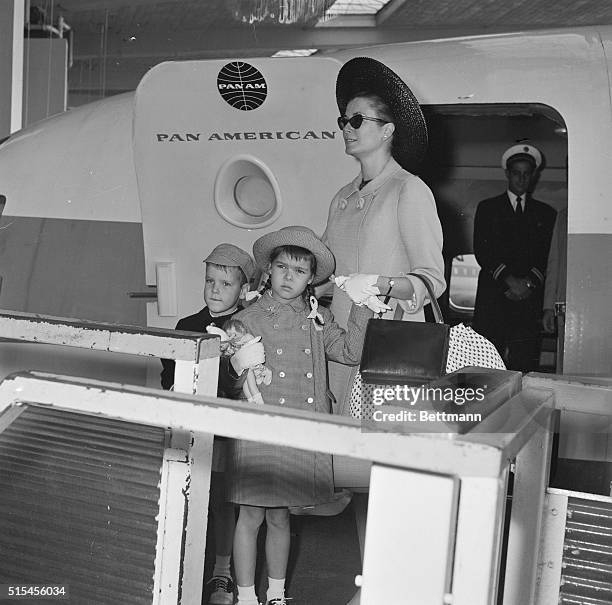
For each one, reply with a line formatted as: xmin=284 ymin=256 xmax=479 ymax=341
xmin=382 ymin=273 xmax=444 ymax=324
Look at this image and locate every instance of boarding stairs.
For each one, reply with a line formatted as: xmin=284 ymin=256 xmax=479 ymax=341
xmin=0 ymin=310 xmax=610 ymax=604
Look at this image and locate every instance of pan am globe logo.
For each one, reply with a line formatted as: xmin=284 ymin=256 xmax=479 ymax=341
xmin=217 ymin=62 xmax=267 ymax=111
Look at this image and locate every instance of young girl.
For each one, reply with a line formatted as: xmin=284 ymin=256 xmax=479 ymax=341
xmin=227 ymin=225 xmax=374 ymax=605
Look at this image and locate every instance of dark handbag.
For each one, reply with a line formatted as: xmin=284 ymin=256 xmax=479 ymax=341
xmin=359 ymin=273 xmax=450 ymax=385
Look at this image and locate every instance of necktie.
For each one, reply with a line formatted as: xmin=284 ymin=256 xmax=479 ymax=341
xmin=515 ymin=197 xmax=523 ymax=217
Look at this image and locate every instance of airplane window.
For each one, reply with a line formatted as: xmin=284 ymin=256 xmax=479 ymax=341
xmin=214 ymin=155 xmax=282 ymax=229
xmin=448 ymin=254 xmax=480 ymax=315
xmin=234 ymin=175 xmax=276 ymax=217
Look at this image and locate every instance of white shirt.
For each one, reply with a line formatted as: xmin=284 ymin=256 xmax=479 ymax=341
xmin=507 ymin=190 xmax=524 ymax=212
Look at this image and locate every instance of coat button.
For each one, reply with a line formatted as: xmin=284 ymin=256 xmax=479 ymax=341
xmin=306 ymin=372 xmax=313 ymax=378
xmin=276 ymin=348 xmax=283 ymax=355
xmin=279 ymin=371 xmax=286 ymax=378
xmin=306 ymin=397 xmax=314 ymax=404
xmin=304 ymin=348 xmax=311 ymax=355
xmin=279 ymin=397 xmax=285 ymax=404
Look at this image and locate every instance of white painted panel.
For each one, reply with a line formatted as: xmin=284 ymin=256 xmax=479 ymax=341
xmin=452 ymin=475 xmax=507 ymax=605
xmin=503 ymin=422 xmax=553 ymax=605
xmin=154 ymin=448 xmax=189 ymax=605
xmin=361 ymin=465 xmax=457 ymax=604
xmin=11 ymin=0 xmax=24 ymax=133
xmin=534 ymin=491 xmax=567 ymax=605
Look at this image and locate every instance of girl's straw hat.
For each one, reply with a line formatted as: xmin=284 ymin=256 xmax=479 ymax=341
xmin=336 ymin=56 xmax=428 ymax=173
xmin=253 ymin=226 xmax=335 ymax=285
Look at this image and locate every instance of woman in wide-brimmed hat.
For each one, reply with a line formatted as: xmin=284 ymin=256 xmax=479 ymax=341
xmin=322 ymin=57 xmax=446 ymax=605
xmin=226 ymin=225 xmax=373 ymax=605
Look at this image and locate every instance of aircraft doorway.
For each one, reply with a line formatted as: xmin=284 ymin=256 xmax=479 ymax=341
xmin=421 ymin=104 xmax=568 ymax=373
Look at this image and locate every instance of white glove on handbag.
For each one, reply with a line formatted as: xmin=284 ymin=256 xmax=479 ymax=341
xmin=337 ymin=273 xmax=380 ymax=305
xmin=364 ymin=295 xmax=392 ymax=314
xmin=230 ymin=341 xmax=265 ymax=375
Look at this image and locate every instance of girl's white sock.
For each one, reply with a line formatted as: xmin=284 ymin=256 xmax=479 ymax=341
xmin=236 ymin=584 xmax=258 ymax=604
xmin=266 ymin=577 xmax=286 ymax=601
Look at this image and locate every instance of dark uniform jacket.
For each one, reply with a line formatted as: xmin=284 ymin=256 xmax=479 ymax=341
xmin=473 ymin=192 xmax=556 ymax=328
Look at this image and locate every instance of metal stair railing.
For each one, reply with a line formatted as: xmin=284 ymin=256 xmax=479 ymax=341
xmin=0 ymin=368 xmax=555 ymax=605
xmin=0 ymin=309 xmax=220 ymax=604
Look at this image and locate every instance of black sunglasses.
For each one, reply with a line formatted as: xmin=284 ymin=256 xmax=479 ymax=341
xmin=337 ymin=114 xmax=388 ymax=130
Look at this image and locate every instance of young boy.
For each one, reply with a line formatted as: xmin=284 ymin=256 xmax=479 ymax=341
xmin=160 ymin=243 xmax=255 ymax=605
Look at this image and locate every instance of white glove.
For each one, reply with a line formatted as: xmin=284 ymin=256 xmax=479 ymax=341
xmin=364 ymin=295 xmax=392 ymax=314
xmin=338 ymin=273 xmax=380 ymax=305
xmin=230 ymin=341 xmax=265 ymax=375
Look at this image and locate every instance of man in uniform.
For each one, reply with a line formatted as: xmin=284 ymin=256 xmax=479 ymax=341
xmin=473 ymin=144 xmax=556 ymax=372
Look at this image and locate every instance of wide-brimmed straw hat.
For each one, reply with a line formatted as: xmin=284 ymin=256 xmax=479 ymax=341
xmin=336 ymin=57 xmax=428 ymax=173
xmin=253 ymin=226 xmax=335 ymax=285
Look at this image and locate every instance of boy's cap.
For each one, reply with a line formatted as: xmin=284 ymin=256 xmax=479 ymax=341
xmin=253 ymin=225 xmax=335 ymax=285
xmin=204 ymin=243 xmax=255 ymax=281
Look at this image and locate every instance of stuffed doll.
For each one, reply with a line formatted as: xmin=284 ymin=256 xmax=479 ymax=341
xmin=207 ymin=319 xmax=272 ymax=404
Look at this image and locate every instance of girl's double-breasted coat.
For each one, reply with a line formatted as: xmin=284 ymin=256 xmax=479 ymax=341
xmin=227 ymin=290 xmax=371 ymax=507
